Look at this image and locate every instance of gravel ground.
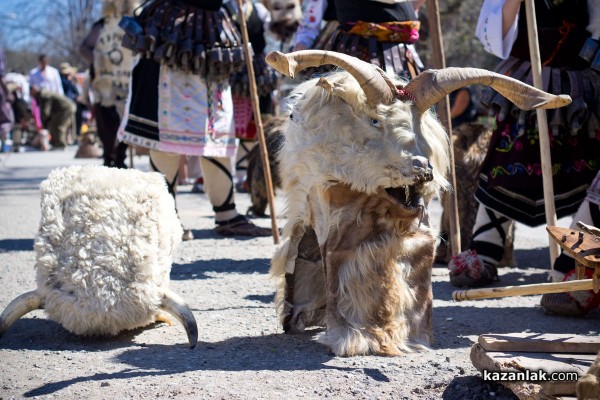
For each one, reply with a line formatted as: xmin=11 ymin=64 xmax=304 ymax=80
xmin=1 ymin=147 xmax=598 ymax=400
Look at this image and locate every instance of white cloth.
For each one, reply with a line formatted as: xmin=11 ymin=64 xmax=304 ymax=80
xmin=29 ymin=65 xmax=64 ymax=95
xmin=475 ymin=0 xmax=520 ymax=59
xmin=588 ymin=0 xmax=600 ymax=39
xmin=4 ymin=72 xmax=30 ymax=103
xmin=294 ymin=0 xmax=328 ymax=49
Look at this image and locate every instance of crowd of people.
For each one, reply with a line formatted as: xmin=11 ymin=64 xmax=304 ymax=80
xmin=0 ymin=0 xmax=599 ymax=317
xmin=0 ymin=52 xmax=85 ymax=153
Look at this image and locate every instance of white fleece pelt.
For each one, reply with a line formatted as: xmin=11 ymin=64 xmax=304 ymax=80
xmin=34 ymin=165 xmax=183 ymax=336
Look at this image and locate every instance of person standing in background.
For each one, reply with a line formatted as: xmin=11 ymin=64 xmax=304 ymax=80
xmin=448 ymin=0 xmax=600 ymax=303
xmin=0 ymin=48 xmax=15 ymax=153
xmin=224 ymin=0 xmax=278 ymax=190
xmin=59 ymin=62 xmax=83 ymax=140
xmin=80 ymin=0 xmax=137 ymax=168
xmin=29 ymin=54 xmax=64 ymax=96
xmin=119 ymin=0 xmax=271 ymax=239
xmin=293 ymin=0 xmax=426 ymax=80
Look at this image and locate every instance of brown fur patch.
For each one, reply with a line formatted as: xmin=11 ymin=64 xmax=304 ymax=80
xmin=246 ymin=116 xmax=286 ymax=217
xmin=285 ymin=184 xmax=435 ymax=356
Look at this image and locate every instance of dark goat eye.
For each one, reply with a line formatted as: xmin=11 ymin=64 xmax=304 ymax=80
xmin=371 ymin=119 xmax=382 ymax=128
xmin=290 ymin=114 xmax=294 ymax=121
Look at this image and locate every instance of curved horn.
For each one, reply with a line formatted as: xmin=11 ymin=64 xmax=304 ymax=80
xmin=265 ymin=50 xmax=396 ymax=106
xmin=160 ymin=290 xmax=198 ymax=349
xmin=404 ymin=67 xmax=572 ymax=114
xmin=0 ymin=291 xmax=43 ymax=337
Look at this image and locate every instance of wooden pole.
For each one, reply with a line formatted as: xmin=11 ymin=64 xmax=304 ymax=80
xmin=129 ymin=146 xmax=134 ymax=169
xmin=524 ymin=0 xmax=559 ymax=265
xmin=235 ymin=0 xmax=280 ymax=244
xmin=426 ymin=0 xmax=461 ymax=256
xmin=452 ymin=279 xmax=594 ymax=302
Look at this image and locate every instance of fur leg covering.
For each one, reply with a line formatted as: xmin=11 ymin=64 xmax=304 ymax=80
xmin=272 ymin=184 xmax=436 ymax=356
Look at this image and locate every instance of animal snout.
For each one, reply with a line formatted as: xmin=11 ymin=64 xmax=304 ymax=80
xmin=412 ymin=157 xmax=434 ymax=182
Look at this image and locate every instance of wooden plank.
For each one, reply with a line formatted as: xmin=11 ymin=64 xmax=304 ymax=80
xmin=547 ymin=226 xmax=600 ymax=269
xmin=470 ymin=343 xmax=595 ymax=398
xmin=479 ymin=333 xmax=600 ymax=354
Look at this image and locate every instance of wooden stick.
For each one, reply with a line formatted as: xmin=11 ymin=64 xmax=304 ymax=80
xmin=524 ymin=0 xmax=559 ymax=266
xmin=426 ymin=0 xmax=461 ymax=256
xmin=235 ymin=0 xmax=280 ymax=244
xmin=128 ymin=146 xmax=134 ymax=169
xmin=452 ymin=279 xmax=594 ymax=301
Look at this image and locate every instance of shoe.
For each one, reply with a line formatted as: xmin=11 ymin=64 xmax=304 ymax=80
xmin=182 ymin=228 xmax=194 ymax=241
xmin=448 ymin=249 xmax=499 ymax=288
xmin=235 ymin=179 xmax=249 ymax=193
xmin=192 ymin=177 xmax=204 ymax=194
xmin=540 ymin=268 xmax=600 ymax=317
xmin=214 ymin=216 xmax=271 ymax=237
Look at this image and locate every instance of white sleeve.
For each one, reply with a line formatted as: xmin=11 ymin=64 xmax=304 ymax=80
xmin=587 ymin=0 xmax=600 ymax=39
xmin=253 ymin=2 xmax=272 ymax=34
xmin=475 ymin=0 xmax=519 ymax=59
xmin=52 ymin=69 xmax=65 ymax=96
xmin=293 ymin=0 xmax=327 ymax=48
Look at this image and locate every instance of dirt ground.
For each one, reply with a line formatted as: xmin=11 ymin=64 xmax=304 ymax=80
xmin=1 ymin=149 xmax=598 ymax=400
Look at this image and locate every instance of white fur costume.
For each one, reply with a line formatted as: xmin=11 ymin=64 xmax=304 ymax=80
xmin=0 ymin=165 xmax=197 ymax=347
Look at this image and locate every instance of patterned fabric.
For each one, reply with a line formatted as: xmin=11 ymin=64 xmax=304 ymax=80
xmin=119 ymin=58 xmax=238 ymax=157
xmin=346 ymin=20 xmax=419 ymax=44
xmin=305 ymin=24 xmax=423 ymax=80
xmin=158 ymin=66 xmax=237 ymax=157
xmin=475 ymin=60 xmax=600 ymax=227
xmin=232 ymin=95 xmax=255 ymax=140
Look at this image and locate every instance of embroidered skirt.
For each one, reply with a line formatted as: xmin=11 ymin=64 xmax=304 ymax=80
xmin=475 ymin=57 xmax=600 ymax=226
xmin=119 ymin=58 xmax=238 ymax=157
xmin=230 ymin=52 xmax=278 ymax=140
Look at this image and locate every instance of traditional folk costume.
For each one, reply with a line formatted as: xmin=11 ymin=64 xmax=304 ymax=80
xmin=294 ymin=0 xmax=424 ymax=80
xmin=449 ymin=0 xmax=600 ymax=297
xmin=223 ymin=0 xmax=278 ymax=181
xmin=81 ymin=0 xmax=137 ymax=168
xmin=119 ymin=0 xmax=270 ymax=237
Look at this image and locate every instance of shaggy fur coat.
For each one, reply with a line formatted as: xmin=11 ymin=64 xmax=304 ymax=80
xmin=270 ymin=72 xmax=450 ymax=356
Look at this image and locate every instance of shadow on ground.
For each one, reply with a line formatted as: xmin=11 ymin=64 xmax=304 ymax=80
xmin=170 ymin=258 xmax=271 ymax=281
xmin=0 ymin=238 xmax=34 ymax=252
xmin=20 ymin=330 xmax=397 ymax=397
xmin=443 ymin=375 xmax=518 ymax=400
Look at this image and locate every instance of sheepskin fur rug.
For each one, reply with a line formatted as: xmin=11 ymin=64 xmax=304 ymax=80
xmin=34 ymin=165 xmax=182 ymax=336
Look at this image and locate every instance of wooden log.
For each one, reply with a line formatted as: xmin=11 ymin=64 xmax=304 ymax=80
xmin=479 ymin=333 xmax=600 ymax=354
xmin=471 ymin=343 xmax=593 ymax=398
xmin=452 ymin=279 xmax=594 ymax=301
xmin=577 ymin=351 xmax=600 ymax=400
